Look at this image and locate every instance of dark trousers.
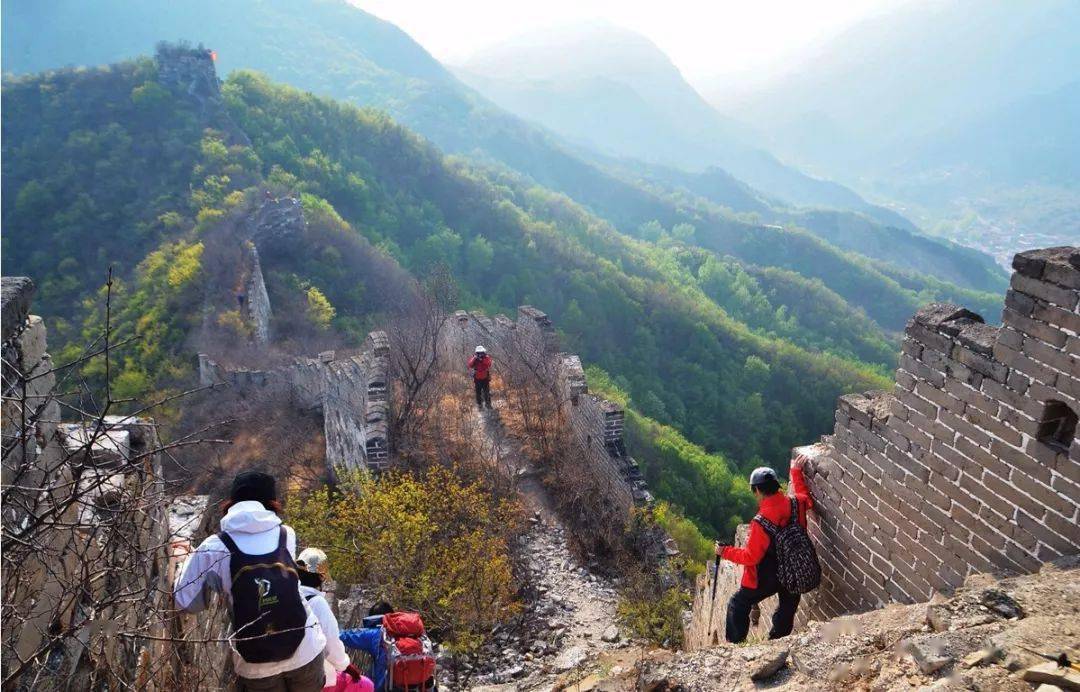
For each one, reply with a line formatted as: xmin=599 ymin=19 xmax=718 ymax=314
xmin=236 ymin=653 xmax=324 ymax=692
xmin=725 ymin=582 xmax=800 ymax=643
xmin=474 ymin=377 xmax=492 ymax=408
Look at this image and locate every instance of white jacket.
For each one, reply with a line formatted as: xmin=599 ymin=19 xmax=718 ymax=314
xmin=174 ymin=501 xmax=327 ymax=679
xmin=299 ymin=585 xmax=351 ymax=687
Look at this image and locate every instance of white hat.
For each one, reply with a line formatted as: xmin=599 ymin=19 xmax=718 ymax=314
xmin=297 ymin=547 xmax=329 ymax=578
xmin=475 ymin=345 xmax=487 ymax=353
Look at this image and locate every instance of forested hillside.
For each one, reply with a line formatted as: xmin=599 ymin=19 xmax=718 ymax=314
xmin=1 ymin=55 xmax=904 ymax=538
xmin=1 ymin=0 xmax=1007 ymax=315
xmin=217 ymin=70 xmax=889 ymax=464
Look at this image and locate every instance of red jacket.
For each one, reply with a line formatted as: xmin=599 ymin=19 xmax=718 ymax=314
xmin=468 ymin=354 xmax=492 ymax=381
xmin=721 ymin=467 xmax=813 ymax=589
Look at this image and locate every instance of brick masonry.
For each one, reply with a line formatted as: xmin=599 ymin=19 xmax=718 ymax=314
xmin=1 ymin=280 xmax=174 ymax=684
xmin=440 ymin=306 xmax=653 ymax=510
xmin=688 ymin=246 xmax=1080 ymax=649
xmin=244 ymin=242 xmax=272 ymax=346
xmin=198 ymin=329 xmax=390 ymax=474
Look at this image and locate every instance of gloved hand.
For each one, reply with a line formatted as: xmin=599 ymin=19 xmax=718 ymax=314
xmin=714 ymin=542 xmax=730 ymax=557
xmin=345 ymin=663 xmax=362 ymax=681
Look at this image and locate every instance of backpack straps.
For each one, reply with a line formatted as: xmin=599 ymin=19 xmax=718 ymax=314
xmin=789 ymin=496 xmax=799 ymax=525
xmin=218 ymin=530 xmax=240 ymax=555
xmin=753 ymin=513 xmax=778 ymax=535
xmin=218 ymin=526 xmax=289 ymax=555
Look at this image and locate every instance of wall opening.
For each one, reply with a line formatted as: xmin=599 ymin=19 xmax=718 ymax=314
xmin=1037 ymin=400 xmax=1078 ymax=452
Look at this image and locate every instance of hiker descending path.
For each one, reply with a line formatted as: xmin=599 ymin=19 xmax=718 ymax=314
xmin=466 ymin=404 xmax=628 ymax=690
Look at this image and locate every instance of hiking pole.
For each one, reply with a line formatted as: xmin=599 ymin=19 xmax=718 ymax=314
xmin=705 ymin=553 xmax=721 ymax=636
xmin=1020 ymin=647 xmax=1079 ymax=672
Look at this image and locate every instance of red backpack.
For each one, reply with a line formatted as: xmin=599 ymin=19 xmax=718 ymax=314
xmin=381 ymin=612 xmax=436 ymax=691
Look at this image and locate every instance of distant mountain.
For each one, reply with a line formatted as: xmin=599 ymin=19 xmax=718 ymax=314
xmin=454 ymin=22 xmax=910 ymax=226
xmin=706 ymin=0 xmax=1080 ymax=177
xmin=897 ymin=81 xmax=1080 ymax=186
xmin=593 ymin=158 xmax=1007 ymax=294
xmin=702 ymin=0 xmax=1080 ymax=261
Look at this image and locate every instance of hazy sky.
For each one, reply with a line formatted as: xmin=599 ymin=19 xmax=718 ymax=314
xmin=354 ymin=0 xmax=913 ymax=85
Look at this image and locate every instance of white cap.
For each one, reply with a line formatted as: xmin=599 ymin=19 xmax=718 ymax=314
xmin=297 ymin=547 xmax=329 ymax=578
xmin=475 ymin=345 xmax=487 ymax=353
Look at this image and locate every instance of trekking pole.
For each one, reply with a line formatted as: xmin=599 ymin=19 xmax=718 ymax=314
xmin=705 ymin=554 xmax=720 ymax=635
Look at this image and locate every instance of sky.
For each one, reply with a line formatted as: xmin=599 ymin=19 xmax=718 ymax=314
xmin=353 ymin=0 xmax=914 ymax=87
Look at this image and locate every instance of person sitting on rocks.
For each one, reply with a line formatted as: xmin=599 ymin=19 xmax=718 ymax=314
xmin=716 ymin=454 xmax=814 ymax=643
xmin=296 ymin=548 xmax=366 ymax=691
xmin=339 ymin=602 xmax=394 ymax=691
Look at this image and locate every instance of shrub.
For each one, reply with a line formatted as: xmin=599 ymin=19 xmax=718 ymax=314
xmin=287 ymin=467 xmax=522 ymax=655
xmin=617 ymin=562 xmax=690 ymax=648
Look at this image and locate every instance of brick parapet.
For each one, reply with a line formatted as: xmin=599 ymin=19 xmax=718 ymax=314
xmin=687 ymin=247 xmax=1079 ymax=647
xmin=440 ymin=306 xmax=652 ymax=510
xmin=197 ymin=329 xmax=390 ymax=474
xmin=1 ymin=280 xmax=174 ymax=683
xmin=810 ymin=248 xmax=1079 ymax=619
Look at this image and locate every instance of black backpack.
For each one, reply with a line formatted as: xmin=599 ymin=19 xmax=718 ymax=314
xmin=754 ymin=497 xmax=821 ymax=594
xmin=219 ymin=527 xmax=308 ymax=663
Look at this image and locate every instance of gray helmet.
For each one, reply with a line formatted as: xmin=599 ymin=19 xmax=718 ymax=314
xmin=749 ymin=466 xmax=778 ymax=487
xmin=475 ymin=345 xmax=487 ymax=354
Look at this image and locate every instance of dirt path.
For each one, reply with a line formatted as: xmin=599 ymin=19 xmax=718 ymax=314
xmin=466 ymin=404 xmax=626 ymax=690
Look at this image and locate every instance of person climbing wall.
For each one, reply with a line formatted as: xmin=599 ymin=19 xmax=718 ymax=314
xmin=468 ymin=346 xmax=493 ymax=410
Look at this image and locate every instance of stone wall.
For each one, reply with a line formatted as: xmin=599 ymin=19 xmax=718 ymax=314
xmin=155 ymin=43 xmax=220 ymax=102
xmin=440 ymin=306 xmax=651 ymax=509
xmin=199 ymin=330 xmax=390 ymax=473
xmin=1 ymin=278 xmax=177 ymax=687
xmin=244 ymin=242 xmax=272 ymax=346
xmin=2 ymin=277 xmax=64 ymax=528
xmin=687 ymin=247 xmax=1080 ymax=648
xmin=166 ymin=495 xmax=233 ymax=689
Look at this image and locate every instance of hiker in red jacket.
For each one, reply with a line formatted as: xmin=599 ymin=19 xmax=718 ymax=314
xmin=716 ymin=453 xmax=814 ymax=643
xmin=467 ymin=346 xmax=493 ymax=410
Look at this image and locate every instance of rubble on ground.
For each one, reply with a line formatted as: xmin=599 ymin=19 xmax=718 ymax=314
xmin=467 ymin=516 xmax=626 ymax=690
xmin=544 ymin=555 xmax=1078 ymax=691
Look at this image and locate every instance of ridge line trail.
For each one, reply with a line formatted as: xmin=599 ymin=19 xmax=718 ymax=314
xmin=466 ymin=392 xmax=624 ymax=689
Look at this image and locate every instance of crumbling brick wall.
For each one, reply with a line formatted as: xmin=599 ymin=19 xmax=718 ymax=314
xmin=198 ymin=330 xmax=390 ymax=473
xmin=244 ymin=242 xmax=272 ymax=346
xmin=2 ymin=277 xmax=64 ymax=528
xmin=2 ymin=278 xmax=177 ymax=687
xmin=155 ymin=43 xmax=220 ymax=102
xmin=440 ymin=306 xmax=652 ymax=509
xmin=688 ymin=247 xmax=1079 ymax=648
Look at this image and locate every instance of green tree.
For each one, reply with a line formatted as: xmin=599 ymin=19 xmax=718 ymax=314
xmin=465 ymin=235 xmax=494 ymax=277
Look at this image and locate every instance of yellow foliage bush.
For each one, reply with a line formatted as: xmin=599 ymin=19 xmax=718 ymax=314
xmin=166 ymin=241 xmax=204 ymax=288
xmin=305 ymin=285 xmax=336 ymax=329
xmin=288 ymin=467 xmax=522 ymax=654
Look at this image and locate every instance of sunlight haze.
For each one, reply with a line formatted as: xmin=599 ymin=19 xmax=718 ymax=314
xmin=353 ymin=0 xmax=911 ymax=86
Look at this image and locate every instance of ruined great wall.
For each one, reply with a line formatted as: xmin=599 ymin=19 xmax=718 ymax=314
xmin=688 ymin=246 xmax=1080 ymax=648
xmin=440 ymin=306 xmax=653 ymax=510
xmin=4 ymin=235 xmax=1079 ymax=686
